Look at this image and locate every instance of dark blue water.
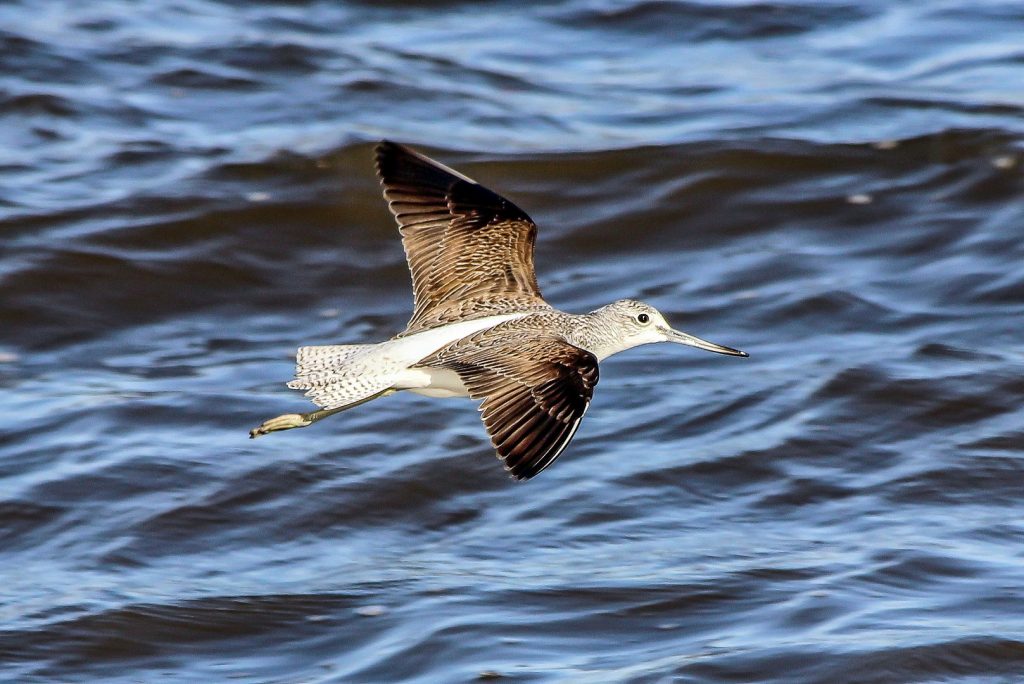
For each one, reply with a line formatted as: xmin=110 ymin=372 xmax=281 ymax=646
xmin=2 ymin=1 xmax=1024 ymax=682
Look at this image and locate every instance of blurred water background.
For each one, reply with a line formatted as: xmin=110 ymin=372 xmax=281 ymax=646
xmin=2 ymin=1 xmax=1024 ymax=681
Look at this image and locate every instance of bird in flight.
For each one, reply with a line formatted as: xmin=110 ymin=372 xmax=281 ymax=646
xmin=250 ymin=141 xmax=747 ymax=480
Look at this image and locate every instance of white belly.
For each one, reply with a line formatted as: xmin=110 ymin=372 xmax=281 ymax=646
xmin=402 ymin=367 xmax=471 ymax=398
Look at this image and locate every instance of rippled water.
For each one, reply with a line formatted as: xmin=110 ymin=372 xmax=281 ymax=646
xmin=3 ymin=1 xmax=1024 ymax=681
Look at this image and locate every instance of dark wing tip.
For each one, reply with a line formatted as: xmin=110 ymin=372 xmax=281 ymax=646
xmin=501 ymin=413 xmax=582 ymax=481
xmin=374 ymin=139 xmax=408 ymax=181
xmin=374 ymin=139 xmax=474 ymax=192
xmin=373 ymin=141 xmax=534 ymax=229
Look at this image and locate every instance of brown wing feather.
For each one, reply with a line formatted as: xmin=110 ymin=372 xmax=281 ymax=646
xmin=422 ymin=322 xmax=599 ymax=480
xmin=375 ymin=141 xmax=550 ymax=335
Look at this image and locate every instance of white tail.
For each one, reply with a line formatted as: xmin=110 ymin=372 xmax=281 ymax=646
xmin=292 ymin=344 xmax=376 ymax=378
xmin=287 ymin=344 xmax=394 ymax=410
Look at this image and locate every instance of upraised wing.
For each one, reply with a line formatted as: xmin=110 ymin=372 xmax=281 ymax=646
xmin=375 ymin=141 xmax=551 ymax=335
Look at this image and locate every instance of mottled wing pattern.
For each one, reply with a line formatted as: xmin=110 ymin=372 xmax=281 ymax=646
xmin=375 ymin=141 xmax=550 ymax=335
xmin=422 ymin=318 xmax=599 ymax=480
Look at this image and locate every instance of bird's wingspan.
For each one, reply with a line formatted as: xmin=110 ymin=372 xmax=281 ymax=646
xmin=375 ymin=141 xmax=551 ymax=336
xmin=421 ymin=322 xmax=599 ymax=480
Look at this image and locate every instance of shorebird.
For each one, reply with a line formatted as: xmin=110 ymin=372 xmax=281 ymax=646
xmin=250 ymin=141 xmax=747 ymax=480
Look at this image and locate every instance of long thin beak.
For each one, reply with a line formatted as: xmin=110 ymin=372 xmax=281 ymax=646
xmin=662 ymin=327 xmax=748 ymax=357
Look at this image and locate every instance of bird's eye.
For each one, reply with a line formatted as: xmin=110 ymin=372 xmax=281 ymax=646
xmin=637 ymin=313 xmax=650 ymax=324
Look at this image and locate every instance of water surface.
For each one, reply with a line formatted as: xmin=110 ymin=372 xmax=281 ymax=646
xmin=2 ymin=1 xmax=1024 ymax=681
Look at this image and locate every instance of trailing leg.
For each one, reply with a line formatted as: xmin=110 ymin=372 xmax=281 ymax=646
xmin=249 ymin=387 xmax=395 ymax=438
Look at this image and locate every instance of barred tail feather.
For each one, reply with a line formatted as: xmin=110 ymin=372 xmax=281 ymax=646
xmin=287 ymin=344 xmax=393 ymax=410
xmin=292 ymin=344 xmax=375 ymax=379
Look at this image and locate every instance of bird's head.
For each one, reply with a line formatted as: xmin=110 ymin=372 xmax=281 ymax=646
xmin=589 ymin=299 xmax=748 ymax=360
